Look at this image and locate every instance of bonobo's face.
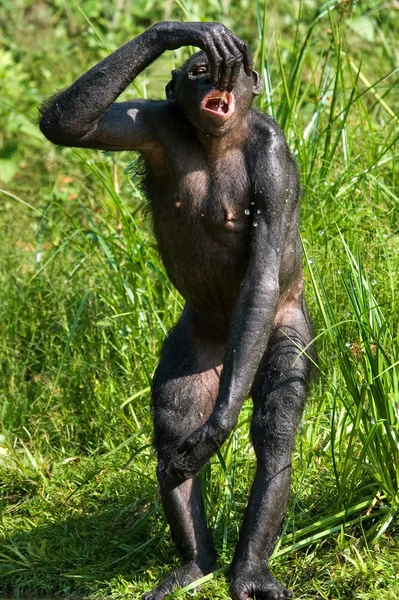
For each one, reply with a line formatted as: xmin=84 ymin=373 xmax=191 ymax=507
xmin=166 ymin=52 xmax=262 ymax=137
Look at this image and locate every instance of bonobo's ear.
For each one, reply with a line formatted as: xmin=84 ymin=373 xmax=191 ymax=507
xmin=166 ymin=69 xmax=181 ymax=103
xmin=252 ymin=70 xmax=263 ymax=96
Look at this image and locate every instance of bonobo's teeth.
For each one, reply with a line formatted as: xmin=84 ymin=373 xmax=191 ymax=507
xmin=201 ymin=90 xmax=235 ymax=120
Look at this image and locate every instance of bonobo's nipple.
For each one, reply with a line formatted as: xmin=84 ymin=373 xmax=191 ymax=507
xmin=224 ymin=208 xmax=235 ymax=222
xmin=223 ymin=207 xmax=238 ymax=230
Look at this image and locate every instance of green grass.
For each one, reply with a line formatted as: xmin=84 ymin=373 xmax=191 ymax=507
xmin=1 ymin=0 xmax=399 ymax=598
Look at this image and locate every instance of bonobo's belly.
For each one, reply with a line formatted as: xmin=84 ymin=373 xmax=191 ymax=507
xmin=151 ymin=194 xmax=251 ymax=327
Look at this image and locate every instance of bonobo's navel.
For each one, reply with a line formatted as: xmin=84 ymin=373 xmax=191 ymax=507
xmin=224 ymin=207 xmax=237 ymax=230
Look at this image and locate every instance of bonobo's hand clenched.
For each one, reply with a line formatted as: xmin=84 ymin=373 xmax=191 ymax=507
xmin=158 ymin=418 xmax=229 ymax=491
xmin=152 ymin=21 xmax=253 ymax=90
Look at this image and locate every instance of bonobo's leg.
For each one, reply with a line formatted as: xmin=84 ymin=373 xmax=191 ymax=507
xmin=231 ymin=299 xmax=313 ymax=600
xmin=144 ymin=306 xmax=225 ymax=600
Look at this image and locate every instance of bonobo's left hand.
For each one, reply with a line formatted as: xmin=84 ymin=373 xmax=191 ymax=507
xmin=151 ymin=21 xmax=253 ymax=91
xmin=158 ymin=418 xmax=229 ymax=491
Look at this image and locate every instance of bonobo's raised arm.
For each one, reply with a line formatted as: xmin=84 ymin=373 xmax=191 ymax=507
xmin=39 ymin=22 xmax=253 ymax=151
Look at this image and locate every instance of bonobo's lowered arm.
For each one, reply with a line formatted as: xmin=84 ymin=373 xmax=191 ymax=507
xmin=39 ymin=22 xmax=253 ymax=150
xmin=161 ymin=128 xmax=300 ymax=490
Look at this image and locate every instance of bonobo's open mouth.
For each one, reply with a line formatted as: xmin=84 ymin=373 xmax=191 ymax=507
xmin=200 ymin=90 xmax=235 ymax=121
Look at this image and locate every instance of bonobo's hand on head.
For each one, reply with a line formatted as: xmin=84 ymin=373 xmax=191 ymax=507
xmin=152 ymin=21 xmax=253 ymax=90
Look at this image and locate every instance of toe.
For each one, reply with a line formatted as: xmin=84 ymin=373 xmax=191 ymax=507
xmin=232 ymin=591 xmax=250 ymax=600
xmin=142 ymin=586 xmax=166 ymax=600
xmin=231 ymin=584 xmax=250 ymax=600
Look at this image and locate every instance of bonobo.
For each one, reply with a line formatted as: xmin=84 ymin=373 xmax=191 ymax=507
xmin=40 ymin=21 xmax=313 ymax=600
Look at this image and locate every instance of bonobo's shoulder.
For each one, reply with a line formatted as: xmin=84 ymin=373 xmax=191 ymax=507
xmin=128 ymin=99 xmax=181 ymax=122
xmin=140 ymin=100 xmax=193 ymax=133
xmin=126 ymin=99 xmax=191 ymax=146
xmin=131 ymin=98 xmax=170 ymax=119
xmin=249 ymin=110 xmax=288 ymax=146
xmin=246 ymin=110 xmax=298 ymax=183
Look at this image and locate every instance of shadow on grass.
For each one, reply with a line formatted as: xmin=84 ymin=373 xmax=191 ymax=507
xmin=0 ymin=488 xmax=179 ymax=598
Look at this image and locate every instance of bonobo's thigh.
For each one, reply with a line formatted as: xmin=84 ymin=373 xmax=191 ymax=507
xmin=152 ymin=305 xmax=225 ymax=459
xmin=231 ymin=300 xmax=314 ymax=600
xmin=251 ymin=300 xmax=314 ymax=463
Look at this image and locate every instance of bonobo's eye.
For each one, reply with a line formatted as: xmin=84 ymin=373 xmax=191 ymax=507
xmin=189 ymin=64 xmax=209 ymax=79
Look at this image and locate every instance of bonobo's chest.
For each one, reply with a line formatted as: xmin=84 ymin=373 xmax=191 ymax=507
xmin=151 ymin=147 xmax=251 ymax=239
xmin=144 ymin=145 xmax=252 ymax=320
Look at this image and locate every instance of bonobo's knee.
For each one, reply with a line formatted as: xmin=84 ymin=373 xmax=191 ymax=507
xmin=250 ymin=415 xmax=298 ymax=464
xmin=250 ymin=378 xmax=308 ymax=464
xmin=152 ymin=401 xmax=188 ymax=461
xmin=152 ymin=374 xmax=206 ymax=461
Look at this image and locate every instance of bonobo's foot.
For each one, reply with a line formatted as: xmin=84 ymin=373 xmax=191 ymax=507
xmin=230 ymin=563 xmax=293 ymax=600
xmin=142 ymin=559 xmax=216 ymax=600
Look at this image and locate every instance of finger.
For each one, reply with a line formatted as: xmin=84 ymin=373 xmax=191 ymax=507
xmin=156 ymin=459 xmax=169 ymax=488
xmin=177 ymin=438 xmax=194 ymax=454
xmin=162 ymin=470 xmax=186 ymax=492
xmin=163 ymin=440 xmax=213 ymax=490
xmin=215 ymin=39 xmax=236 ymax=91
xmin=224 ymin=37 xmax=243 ymax=91
xmin=177 ymin=428 xmax=202 ymax=453
xmin=204 ymin=36 xmax=222 ymax=87
xmin=232 ymin=34 xmax=253 ymax=76
xmin=162 ymin=462 xmax=186 ymax=491
xmin=162 ymin=460 xmax=198 ymax=491
xmin=231 ymin=588 xmax=250 ymax=600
